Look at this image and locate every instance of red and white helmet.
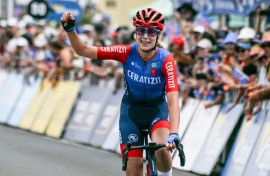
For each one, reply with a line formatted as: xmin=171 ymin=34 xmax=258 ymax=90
xmin=133 ymin=8 xmax=165 ymax=31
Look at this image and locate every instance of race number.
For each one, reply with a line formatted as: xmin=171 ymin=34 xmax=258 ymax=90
xmin=27 ymin=0 xmax=50 ymax=19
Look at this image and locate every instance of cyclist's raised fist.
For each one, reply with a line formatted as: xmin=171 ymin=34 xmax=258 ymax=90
xmin=61 ymin=12 xmax=75 ymax=32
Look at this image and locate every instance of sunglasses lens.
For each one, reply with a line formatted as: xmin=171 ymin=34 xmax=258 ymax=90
xmin=136 ymin=27 xmax=158 ymax=37
xmin=136 ymin=28 xmax=145 ymax=36
xmin=148 ymin=29 xmax=157 ymax=37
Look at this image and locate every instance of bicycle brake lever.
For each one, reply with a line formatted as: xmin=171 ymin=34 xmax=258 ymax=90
xmin=122 ymin=155 xmax=128 ymax=171
xmin=174 ymin=138 xmax=186 ymax=167
xmin=122 ymin=142 xmax=132 ymax=171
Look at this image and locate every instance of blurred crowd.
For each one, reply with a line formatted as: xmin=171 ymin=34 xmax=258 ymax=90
xmin=1 ymin=4 xmax=270 ymax=119
xmin=0 ymin=11 xmax=133 ymax=91
xmin=169 ymin=3 xmax=270 ymax=119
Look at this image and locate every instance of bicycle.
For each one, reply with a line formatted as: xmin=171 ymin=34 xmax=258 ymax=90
xmin=122 ymin=129 xmax=186 ymax=176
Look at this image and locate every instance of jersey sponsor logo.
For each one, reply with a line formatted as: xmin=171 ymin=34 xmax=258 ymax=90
xmin=152 ymin=117 xmax=160 ymax=126
xmin=151 ymin=63 xmax=157 ymax=68
xmin=128 ymin=134 xmax=138 ymax=142
xmin=127 ymin=70 xmax=161 ymax=85
xmin=119 ymin=130 xmax=122 ymax=144
xmin=100 ymin=46 xmax=127 ymax=53
xmin=151 ymin=69 xmax=157 ymax=76
xmin=165 ymin=62 xmax=176 ymax=89
xmin=131 ymin=62 xmax=142 ymax=69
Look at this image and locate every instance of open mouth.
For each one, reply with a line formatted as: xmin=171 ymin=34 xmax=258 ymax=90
xmin=140 ymin=40 xmax=151 ymax=46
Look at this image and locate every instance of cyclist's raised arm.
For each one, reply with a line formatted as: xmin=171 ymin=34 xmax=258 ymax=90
xmin=61 ymin=12 xmax=98 ymax=59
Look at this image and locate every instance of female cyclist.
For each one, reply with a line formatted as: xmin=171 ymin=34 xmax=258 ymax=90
xmin=61 ymin=8 xmax=182 ymax=176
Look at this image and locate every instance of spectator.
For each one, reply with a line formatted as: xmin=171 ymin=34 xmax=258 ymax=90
xmin=236 ymin=42 xmax=252 ymax=67
xmin=176 ymin=3 xmax=198 ymax=22
xmin=222 ymin=32 xmax=238 ymax=59
xmin=257 ymin=31 xmax=270 ymax=86
xmin=237 ymin=27 xmax=256 ymax=43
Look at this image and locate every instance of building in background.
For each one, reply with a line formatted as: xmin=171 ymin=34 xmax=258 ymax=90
xmin=2 ymin=0 xmax=268 ymax=33
xmin=0 ymin=0 xmax=14 ymax=20
xmin=98 ymin=0 xmax=156 ymax=27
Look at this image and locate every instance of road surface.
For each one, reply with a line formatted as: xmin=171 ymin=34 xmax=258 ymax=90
xmin=0 ymin=124 xmax=199 ymax=176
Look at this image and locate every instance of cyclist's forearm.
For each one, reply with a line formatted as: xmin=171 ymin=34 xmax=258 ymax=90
xmin=66 ymin=30 xmax=98 ymax=59
xmin=167 ymin=91 xmax=180 ymax=133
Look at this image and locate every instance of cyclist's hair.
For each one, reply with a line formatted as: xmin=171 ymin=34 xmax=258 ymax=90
xmin=156 ymin=42 xmax=164 ymax=48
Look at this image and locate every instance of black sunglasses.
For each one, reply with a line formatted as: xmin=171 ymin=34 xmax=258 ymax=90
xmin=135 ymin=27 xmax=160 ymax=38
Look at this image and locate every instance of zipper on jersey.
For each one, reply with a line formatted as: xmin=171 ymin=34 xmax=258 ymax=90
xmin=144 ymin=61 xmax=146 ymax=99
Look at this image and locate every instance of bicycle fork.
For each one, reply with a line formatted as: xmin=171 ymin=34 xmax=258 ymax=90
xmin=147 ymin=145 xmax=158 ymax=176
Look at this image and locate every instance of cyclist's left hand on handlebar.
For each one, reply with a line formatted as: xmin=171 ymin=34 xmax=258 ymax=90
xmin=166 ymin=133 xmax=180 ymax=151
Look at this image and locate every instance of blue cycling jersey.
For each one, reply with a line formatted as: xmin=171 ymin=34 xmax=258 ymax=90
xmin=97 ymin=43 xmax=179 ymax=158
xmin=97 ymin=43 xmax=179 ymax=102
xmin=123 ymin=44 xmax=170 ymax=101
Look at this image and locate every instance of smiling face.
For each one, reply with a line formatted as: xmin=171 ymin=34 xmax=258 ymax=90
xmin=135 ymin=27 xmax=159 ymax=53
